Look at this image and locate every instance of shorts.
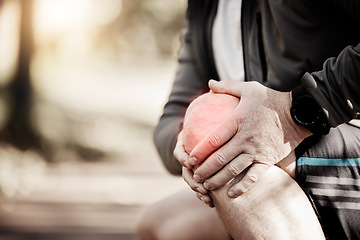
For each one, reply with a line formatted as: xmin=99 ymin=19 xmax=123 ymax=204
xmin=295 ymin=123 xmax=360 ymax=240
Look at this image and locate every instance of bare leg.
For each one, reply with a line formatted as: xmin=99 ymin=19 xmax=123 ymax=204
xmin=136 ymin=188 xmax=231 ymax=240
xmin=211 ymin=165 xmax=326 ymax=240
xmin=137 ymin=163 xmax=325 ymax=240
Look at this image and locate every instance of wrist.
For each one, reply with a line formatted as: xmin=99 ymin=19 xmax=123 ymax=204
xmin=282 ymin=91 xmax=312 ymax=144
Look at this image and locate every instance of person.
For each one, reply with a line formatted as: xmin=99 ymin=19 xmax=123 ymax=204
xmin=137 ymin=0 xmax=360 ymax=239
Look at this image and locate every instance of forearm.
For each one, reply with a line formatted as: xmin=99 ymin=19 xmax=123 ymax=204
xmin=153 ymin=116 xmax=183 ymax=175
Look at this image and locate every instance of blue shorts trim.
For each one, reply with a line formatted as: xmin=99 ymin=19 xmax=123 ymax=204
xmin=297 ymin=157 xmax=360 ymax=167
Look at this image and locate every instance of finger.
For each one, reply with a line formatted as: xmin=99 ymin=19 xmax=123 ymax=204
xmin=201 ymin=153 xmax=253 ymax=191
xmin=193 ymin=139 xmax=246 ymax=183
xmin=209 ymin=79 xmax=245 ymax=97
xmin=195 ymin=192 xmax=203 ymax=201
xmin=174 ymin=146 xmax=190 ymax=168
xmin=182 ymin=167 xmax=208 ymax=195
xmin=174 ymin=132 xmax=191 ymax=169
xmin=202 ymin=194 xmax=215 ymax=208
xmin=228 ymin=163 xmax=270 ymax=197
xmin=195 ymin=192 xmax=215 ymax=208
xmin=196 ymin=192 xmax=213 ymax=204
xmin=189 ymin=113 xmax=239 ymax=165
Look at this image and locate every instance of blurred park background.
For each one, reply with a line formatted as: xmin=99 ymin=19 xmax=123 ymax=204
xmin=0 ymin=0 xmax=187 ymax=239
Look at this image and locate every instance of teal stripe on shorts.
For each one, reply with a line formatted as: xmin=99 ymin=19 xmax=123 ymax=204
xmin=297 ymin=157 xmax=360 ymax=166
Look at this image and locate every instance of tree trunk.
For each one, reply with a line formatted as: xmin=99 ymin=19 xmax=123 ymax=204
xmin=0 ymin=0 xmax=41 ymax=151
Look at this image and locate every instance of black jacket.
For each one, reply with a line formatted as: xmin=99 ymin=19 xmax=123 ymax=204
xmin=154 ymin=0 xmax=360 ymax=175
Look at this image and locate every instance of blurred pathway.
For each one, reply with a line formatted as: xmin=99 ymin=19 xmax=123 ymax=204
xmin=0 ymin=56 xmax=187 ymax=239
xmin=0 ymin=137 xmax=186 ymax=240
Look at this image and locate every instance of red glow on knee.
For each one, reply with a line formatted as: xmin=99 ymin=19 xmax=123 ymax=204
xmin=183 ymin=92 xmax=239 ymax=158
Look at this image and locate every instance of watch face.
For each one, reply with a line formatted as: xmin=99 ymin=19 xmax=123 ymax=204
xmin=292 ymin=96 xmax=321 ymax=125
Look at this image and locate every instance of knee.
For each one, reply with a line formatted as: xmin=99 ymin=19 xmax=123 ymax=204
xmin=136 ymin=189 xmax=221 ymax=240
xmin=136 ymin=199 xmax=176 ymax=240
xmin=136 ymin=205 xmax=161 ymax=240
xmin=136 ymin=196 xmax=198 ymax=240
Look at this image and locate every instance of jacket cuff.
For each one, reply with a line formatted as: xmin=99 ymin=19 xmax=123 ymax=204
xmin=299 ymin=72 xmax=340 ymax=127
xmin=291 ymin=72 xmax=333 ymax=126
xmin=291 ymin=84 xmax=308 ymax=101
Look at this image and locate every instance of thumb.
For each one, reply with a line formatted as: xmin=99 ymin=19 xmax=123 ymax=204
xmin=208 ymin=80 xmax=244 ymax=98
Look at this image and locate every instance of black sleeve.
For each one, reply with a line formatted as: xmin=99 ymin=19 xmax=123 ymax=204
xmin=302 ymin=43 xmax=360 ymax=127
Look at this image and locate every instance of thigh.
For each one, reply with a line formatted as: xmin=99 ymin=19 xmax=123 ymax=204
xmin=137 ymin=187 xmax=231 ymax=240
xmin=296 ymin=123 xmax=360 ymax=240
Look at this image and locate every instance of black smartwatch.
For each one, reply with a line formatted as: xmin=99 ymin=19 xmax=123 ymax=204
xmin=290 ymin=86 xmax=330 ymax=136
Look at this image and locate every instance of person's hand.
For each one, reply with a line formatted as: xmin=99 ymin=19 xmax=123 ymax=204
xmin=182 ymin=166 xmax=215 ymax=208
xmin=173 ymin=131 xmax=213 ymax=206
xmin=189 ymin=80 xmax=312 ymax=197
xmin=174 ymin=131 xmax=191 ymax=169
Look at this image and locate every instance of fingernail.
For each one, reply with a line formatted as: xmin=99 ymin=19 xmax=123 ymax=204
xmin=207 ymin=203 xmax=215 ymax=208
xmin=202 ymin=195 xmax=211 ymax=204
xmin=194 ymin=175 xmax=202 ymax=183
xmin=228 ymin=190 xmax=236 ymax=198
xmin=203 ymin=181 xmax=211 ymax=190
xmin=189 ymin=157 xmax=198 ymax=165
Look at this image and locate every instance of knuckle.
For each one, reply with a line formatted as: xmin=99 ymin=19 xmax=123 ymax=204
xmin=246 ymin=172 xmax=259 ymax=184
xmin=191 ymin=149 xmax=205 ymax=161
xmin=214 ymin=152 xmax=228 ymax=166
xmin=174 ymin=151 xmax=189 ymax=167
xmin=249 ymin=81 xmax=261 ymax=88
xmin=173 ymin=149 xmax=183 ymax=162
xmin=194 ymin=166 xmax=206 ymax=178
xmin=208 ymin=134 xmax=222 ymax=148
xmin=227 ymin=163 xmax=240 ymax=176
